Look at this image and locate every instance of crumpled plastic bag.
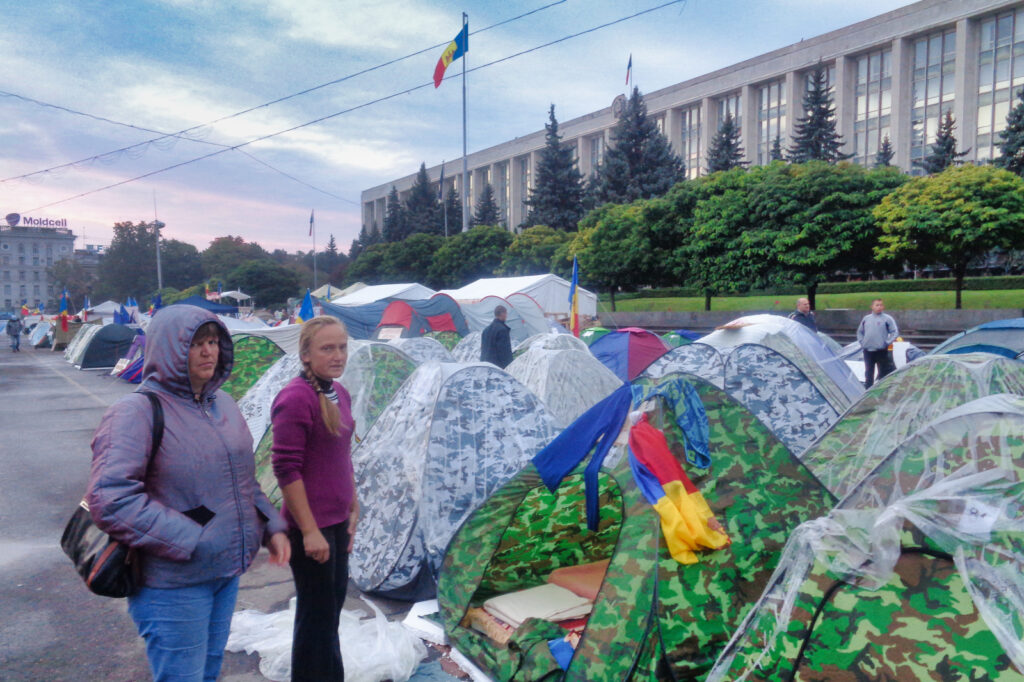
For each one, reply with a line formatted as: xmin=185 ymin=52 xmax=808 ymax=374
xmin=227 ymin=597 xmax=428 ymax=682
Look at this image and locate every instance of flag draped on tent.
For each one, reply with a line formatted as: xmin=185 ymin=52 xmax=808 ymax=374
xmin=569 ymin=256 xmax=580 ymax=337
xmin=296 ymin=289 xmax=315 ymax=323
xmin=58 ymin=289 xmax=69 ymax=332
xmin=433 ymin=24 xmax=468 ymax=88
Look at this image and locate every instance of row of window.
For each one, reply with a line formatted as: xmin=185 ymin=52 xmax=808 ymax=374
xmin=0 ymin=255 xmax=54 ymax=266
xmin=2 ymin=284 xmax=53 ymax=297
xmin=2 ymin=270 xmax=47 ymax=281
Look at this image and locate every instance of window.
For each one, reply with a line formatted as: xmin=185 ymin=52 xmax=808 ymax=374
xmin=32 ymin=285 xmax=39 ymax=296
xmin=17 ymin=243 xmax=24 ymax=253
xmin=32 ymin=243 xmax=39 ymax=254
xmin=757 ymin=79 xmax=787 ymax=165
xmin=589 ymin=135 xmax=605 ymax=172
xmin=718 ymin=93 xmax=742 ymax=129
xmin=494 ymin=161 xmax=509 ymax=225
xmin=33 ymin=271 xmax=39 ymax=281
xmin=680 ymin=104 xmax=702 ymax=179
xmin=18 ymin=256 xmax=24 ymax=265
xmin=852 ymin=49 xmax=893 ymax=166
xmin=2 ymin=271 xmax=8 ymax=280
xmin=32 ymin=257 xmax=39 ymax=266
xmin=518 ymin=156 xmax=531 ymax=213
xmin=977 ymin=8 xmax=1024 ymax=162
xmin=1 ymin=255 xmax=7 ymax=265
xmin=911 ymin=29 xmax=957 ymax=171
xmin=19 ymin=271 xmax=25 ymax=281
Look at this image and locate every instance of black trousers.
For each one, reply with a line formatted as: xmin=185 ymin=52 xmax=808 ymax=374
xmin=289 ymin=521 xmax=350 ymax=682
xmin=863 ymin=349 xmax=893 ymax=388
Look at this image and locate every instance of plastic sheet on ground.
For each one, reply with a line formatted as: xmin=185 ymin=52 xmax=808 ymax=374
xmin=505 ymin=346 xmax=623 ymax=427
xmin=227 ymin=598 xmax=427 ymax=682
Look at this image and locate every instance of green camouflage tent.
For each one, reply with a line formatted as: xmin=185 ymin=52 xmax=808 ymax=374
xmin=425 ymin=330 xmax=462 ymax=351
xmin=710 ymin=393 xmax=1024 ymax=681
xmin=438 ymin=372 xmax=835 ymax=680
xmin=220 ymin=334 xmax=286 ymax=400
xmin=802 ymin=353 xmax=1024 ymax=498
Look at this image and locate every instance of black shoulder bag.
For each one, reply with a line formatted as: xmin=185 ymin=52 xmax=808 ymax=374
xmin=60 ymin=391 xmax=164 ymax=598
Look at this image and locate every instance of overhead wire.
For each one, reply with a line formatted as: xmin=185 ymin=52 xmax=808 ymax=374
xmin=23 ymin=0 xmax=687 ymax=213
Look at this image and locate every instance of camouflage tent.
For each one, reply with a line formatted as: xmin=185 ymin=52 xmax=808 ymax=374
xmin=802 ymin=353 xmax=1024 ymax=498
xmin=452 ymin=331 xmax=482 ymax=363
xmin=219 ymin=334 xmax=286 ymax=400
xmin=709 ymin=393 xmax=1024 ymax=681
xmin=513 ymin=332 xmax=590 ymax=358
xmin=388 ymin=336 xmax=454 ymax=364
xmin=351 ymin=362 xmax=559 ymax=600
xmin=505 ymin=347 xmax=624 ymax=428
xmin=645 ymin=342 xmax=841 ymax=456
xmin=425 ymin=330 xmax=462 ymax=351
xmin=438 ymin=372 xmax=835 ymax=680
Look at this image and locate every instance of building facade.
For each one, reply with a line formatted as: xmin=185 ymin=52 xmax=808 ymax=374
xmin=362 ymin=0 xmax=1024 ymax=233
xmin=0 ymin=213 xmax=76 ymax=311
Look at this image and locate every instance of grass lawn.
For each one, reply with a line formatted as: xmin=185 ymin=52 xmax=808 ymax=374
xmin=599 ymin=289 xmax=1024 ymax=313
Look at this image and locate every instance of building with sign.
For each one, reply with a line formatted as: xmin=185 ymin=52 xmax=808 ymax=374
xmin=1 ymin=213 xmax=77 ymax=311
xmin=362 ymin=0 xmax=1023 ymax=232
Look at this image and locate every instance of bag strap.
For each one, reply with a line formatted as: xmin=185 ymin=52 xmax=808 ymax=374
xmin=139 ymin=392 xmax=165 ymax=460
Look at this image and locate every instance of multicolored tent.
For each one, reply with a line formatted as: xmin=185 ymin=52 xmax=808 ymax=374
xmin=588 ymin=327 xmax=670 ymax=381
xmin=710 ymin=393 xmax=1024 ymax=681
xmin=931 ymin=317 xmax=1024 ymax=359
xmin=505 ymin=347 xmax=623 ymax=428
xmin=351 ymin=363 xmax=559 ymax=600
xmin=438 ymin=372 xmax=835 ymax=680
xmin=660 ymin=329 xmax=701 ymax=349
xmin=579 ymin=327 xmax=611 ymax=346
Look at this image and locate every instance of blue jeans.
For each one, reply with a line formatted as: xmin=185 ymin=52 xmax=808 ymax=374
xmin=128 ymin=576 xmax=240 ymax=682
xmin=9 ymin=333 xmax=19 ymax=351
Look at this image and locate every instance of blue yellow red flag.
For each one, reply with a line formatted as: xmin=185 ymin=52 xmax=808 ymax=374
xmin=433 ymin=24 xmax=468 ymax=88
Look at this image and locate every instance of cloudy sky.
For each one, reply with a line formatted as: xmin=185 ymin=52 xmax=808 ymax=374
xmin=1 ymin=0 xmax=916 ymax=256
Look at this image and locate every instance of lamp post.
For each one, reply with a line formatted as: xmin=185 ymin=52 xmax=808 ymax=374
xmin=153 ymin=220 xmax=165 ymax=291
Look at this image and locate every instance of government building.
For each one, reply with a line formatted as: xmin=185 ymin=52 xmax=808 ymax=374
xmin=361 ymin=0 xmax=1024 ymax=232
xmin=0 ymin=213 xmax=77 ymax=311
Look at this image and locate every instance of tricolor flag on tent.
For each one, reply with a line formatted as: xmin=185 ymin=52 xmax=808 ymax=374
xmin=568 ymin=256 xmax=580 ymax=337
xmin=295 ymin=289 xmax=315 ymax=323
xmin=59 ymin=289 xmax=69 ymax=332
xmin=433 ymin=23 xmax=468 ymax=88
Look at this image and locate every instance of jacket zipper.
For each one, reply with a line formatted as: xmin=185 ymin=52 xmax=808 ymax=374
xmin=197 ymin=396 xmax=249 ymax=569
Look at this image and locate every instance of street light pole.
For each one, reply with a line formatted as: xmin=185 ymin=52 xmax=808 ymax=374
xmin=154 ymin=220 xmax=165 ymax=291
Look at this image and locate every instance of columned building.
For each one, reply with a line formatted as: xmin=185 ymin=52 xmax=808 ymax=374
xmin=361 ymin=0 xmax=1024 ymax=232
xmin=0 ymin=214 xmax=76 ymax=311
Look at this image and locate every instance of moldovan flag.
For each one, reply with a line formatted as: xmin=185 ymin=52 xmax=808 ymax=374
xmin=296 ymin=289 xmax=315 ymax=323
xmin=433 ymin=24 xmax=468 ymax=88
xmin=568 ymin=256 xmax=580 ymax=337
xmin=20 ymin=301 xmax=29 ymax=316
xmin=628 ymin=414 xmax=729 ymax=564
xmin=82 ymin=295 xmax=91 ymax=322
xmin=59 ymin=289 xmax=69 ymax=332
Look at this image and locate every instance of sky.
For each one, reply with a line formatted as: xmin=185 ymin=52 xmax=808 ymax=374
xmin=1 ymin=0 xmax=918 ymax=257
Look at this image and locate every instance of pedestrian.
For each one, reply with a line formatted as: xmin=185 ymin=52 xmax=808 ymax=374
xmin=857 ymin=298 xmax=899 ymax=388
xmin=788 ymin=297 xmax=817 ymax=332
xmin=87 ymin=304 xmax=290 ymax=682
xmin=7 ymin=316 xmax=23 ymax=351
xmin=271 ymin=316 xmax=359 ymax=682
xmin=480 ymin=304 xmax=513 ymax=369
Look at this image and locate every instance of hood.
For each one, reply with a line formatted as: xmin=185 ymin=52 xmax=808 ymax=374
xmin=142 ymin=304 xmax=234 ymax=399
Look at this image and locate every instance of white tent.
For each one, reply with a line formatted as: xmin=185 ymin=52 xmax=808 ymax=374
xmin=85 ymin=300 xmax=122 ymax=318
xmin=310 ymin=282 xmax=352 ymax=300
xmin=219 ymin=290 xmax=251 ymax=302
xmin=441 ymin=274 xmax=597 ymax=317
xmin=330 ymin=282 xmax=435 ymax=305
xmin=458 ymin=295 xmax=546 ymax=345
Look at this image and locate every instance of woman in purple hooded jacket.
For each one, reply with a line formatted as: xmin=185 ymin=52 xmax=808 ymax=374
xmin=88 ymin=304 xmax=290 ymax=682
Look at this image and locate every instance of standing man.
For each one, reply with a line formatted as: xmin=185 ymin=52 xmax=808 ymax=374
xmin=480 ymin=305 xmax=513 ymax=369
xmin=857 ymin=298 xmax=899 ymax=388
xmin=7 ymin=316 xmax=23 ymax=352
xmin=788 ymin=297 xmax=817 ymax=332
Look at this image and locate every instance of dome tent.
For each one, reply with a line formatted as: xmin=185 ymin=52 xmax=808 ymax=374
xmin=66 ymin=323 xmax=138 ymax=369
xmin=452 ymin=330 xmax=482 ymax=363
xmin=438 ymin=373 xmax=835 ymax=681
xmin=512 ymin=332 xmax=589 ymax=357
xmin=931 ymin=317 xmax=1024 ymax=359
xmin=388 ymin=336 xmax=454 ymax=364
xmin=580 ymin=326 xmax=611 ymax=346
xmin=350 ymin=362 xmax=559 ymax=600
xmin=589 ymin=327 xmax=671 ymax=382
xmin=710 ymin=394 xmax=1024 ymax=681
xmin=63 ymin=323 xmax=101 ymax=364
xmin=505 ymin=347 xmax=623 ymax=428
xmin=29 ymin=321 xmax=51 ymax=348
xmin=219 ymin=334 xmax=285 ymax=400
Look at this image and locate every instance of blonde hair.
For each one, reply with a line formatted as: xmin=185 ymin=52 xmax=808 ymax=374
xmin=299 ymin=316 xmax=348 ymax=436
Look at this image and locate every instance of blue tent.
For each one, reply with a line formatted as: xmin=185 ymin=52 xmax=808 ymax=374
xmin=169 ymin=296 xmax=239 ymax=315
xmin=319 ymin=295 xmax=469 ymax=340
xmin=931 ymin=318 xmax=1024 ymax=359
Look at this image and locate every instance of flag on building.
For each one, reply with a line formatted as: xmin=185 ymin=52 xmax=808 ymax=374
xmin=309 ymin=210 xmax=315 ymax=237
xmin=59 ymin=289 xmax=69 ymax=332
xmin=625 ymin=53 xmax=632 ymax=86
xmin=296 ymin=289 xmax=315 ymax=323
xmin=433 ymin=23 xmax=468 ymax=88
xmin=568 ymin=256 xmax=580 ymax=337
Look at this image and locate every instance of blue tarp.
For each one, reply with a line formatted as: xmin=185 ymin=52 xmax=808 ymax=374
xmin=169 ymin=296 xmax=239 ymax=314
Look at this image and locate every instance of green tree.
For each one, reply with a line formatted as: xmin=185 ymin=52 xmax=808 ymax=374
xmin=472 ymin=183 xmax=502 ymax=227
xmin=95 ymin=221 xmax=160 ymax=299
xmin=383 ymin=186 xmax=407 ymax=242
xmin=405 ymin=163 xmax=442 ymax=236
xmin=428 ymin=225 xmax=513 ymax=288
xmin=201 ymin=235 xmax=268 ymax=279
xmin=913 ymin=110 xmax=969 ymax=174
xmin=498 ymin=225 xmax=573 ymax=275
xmin=383 ymin=233 xmax=444 ymax=286
xmin=523 ymin=104 xmax=584 ymax=230
xmin=594 ymin=87 xmax=684 ymax=205
xmin=770 ymin=135 xmax=785 ymax=162
xmin=442 ymin=187 xmax=462 ymax=236
xmin=788 ymin=66 xmax=852 ymax=163
xmin=995 ymin=87 xmax=1024 ymax=176
xmin=706 ymin=112 xmax=747 ymax=173
xmin=160 ymin=239 xmax=204 ymax=290
xmin=48 ymin=257 xmax=94 ymax=306
xmin=227 ymin=259 xmax=301 ymax=308
xmin=874 ymin=135 xmax=895 ymax=168
xmin=345 ymin=242 xmax=395 ymax=284
xmin=875 ymin=164 xmax=1024 ymax=308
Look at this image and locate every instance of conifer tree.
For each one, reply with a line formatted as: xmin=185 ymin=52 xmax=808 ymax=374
xmin=770 ymin=135 xmax=785 ymax=162
xmin=473 ymin=183 xmax=502 ymax=226
xmin=443 ymin=187 xmax=463 ymax=235
xmin=524 ymin=105 xmax=585 ymax=231
xmin=706 ymin=112 xmax=748 ymax=172
xmin=594 ymin=87 xmax=684 ymax=205
xmin=874 ymin=135 xmax=895 ymax=168
xmin=996 ymin=87 xmax=1024 ymax=177
xmin=382 ymin=186 xmax=407 ymax=242
xmin=788 ymin=66 xmax=852 ymax=163
xmin=404 ymin=163 xmax=442 ymax=235
xmin=913 ymin=110 xmax=969 ymax=174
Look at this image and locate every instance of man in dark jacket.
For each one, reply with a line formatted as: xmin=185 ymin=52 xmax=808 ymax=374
xmin=7 ymin=317 xmax=23 ymax=352
xmin=480 ymin=305 xmax=513 ymax=369
xmin=788 ymin=297 xmax=817 ymax=332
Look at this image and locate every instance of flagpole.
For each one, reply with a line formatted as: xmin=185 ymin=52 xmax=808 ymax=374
xmin=461 ymin=12 xmax=469 ymax=234
xmin=311 ymin=210 xmax=318 ymax=291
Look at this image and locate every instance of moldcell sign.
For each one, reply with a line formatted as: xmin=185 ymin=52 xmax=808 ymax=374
xmin=5 ymin=213 xmax=67 ymax=227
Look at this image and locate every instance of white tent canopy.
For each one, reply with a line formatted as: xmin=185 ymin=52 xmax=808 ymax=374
xmin=330 ymin=282 xmax=435 ymax=305
xmin=219 ymin=290 xmax=251 ymax=301
xmin=441 ymin=274 xmax=597 ymax=317
xmin=86 ymin=300 xmax=122 ymax=316
xmin=310 ymin=282 xmax=355 ymax=300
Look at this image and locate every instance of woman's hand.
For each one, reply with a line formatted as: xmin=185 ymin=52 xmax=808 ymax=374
xmin=347 ymin=500 xmax=360 ymax=553
xmin=267 ymin=532 xmax=291 ymax=566
xmin=303 ymin=528 xmax=330 ymax=563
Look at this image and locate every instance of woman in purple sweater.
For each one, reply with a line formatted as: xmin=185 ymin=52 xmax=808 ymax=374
xmin=271 ymin=316 xmax=359 ymax=681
